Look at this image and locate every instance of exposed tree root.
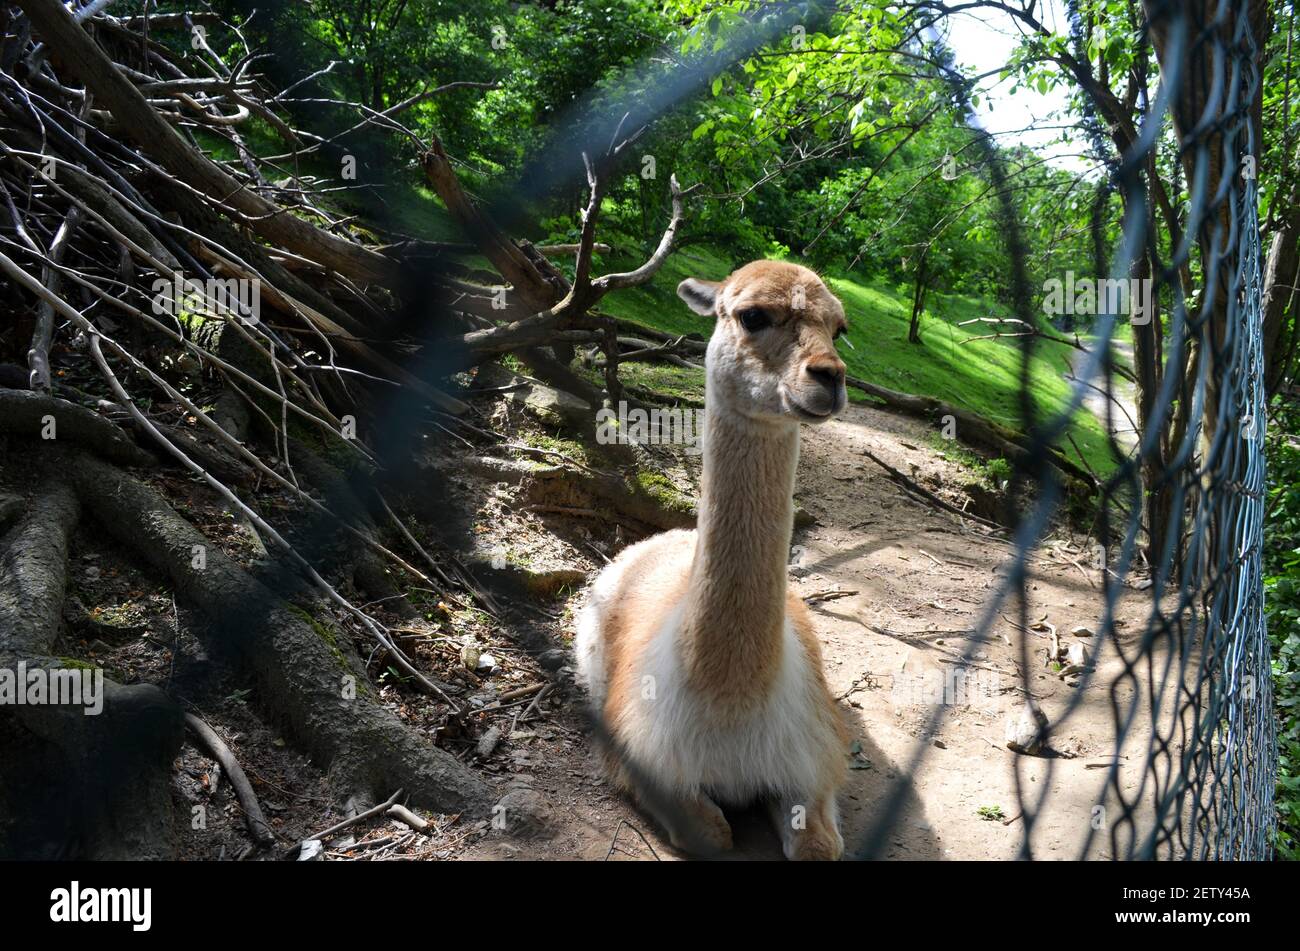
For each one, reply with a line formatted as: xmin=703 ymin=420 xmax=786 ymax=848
xmin=0 ymin=429 xmax=490 ymax=859
xmin=0 ymin=389 xmax=153 ymax=468
xmin=0 ymin=463 xmax=183 ymax=860
xmin=62 ymin=447 xmax=490 ymax=815
xmin=845 ymin=374 xmax=1097 ymax=492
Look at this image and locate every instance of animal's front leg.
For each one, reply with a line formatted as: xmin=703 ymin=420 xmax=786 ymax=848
xmin=641 ymin=788 xmax=734 ymax=857
xmin=768 ymin=788 xmax=844 ymax=861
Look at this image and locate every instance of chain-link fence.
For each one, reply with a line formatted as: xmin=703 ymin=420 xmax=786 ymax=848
xmin=1074 ymin=0 xmax=1274 ymax=861
xmin=851 ymin=0 xmax=1276 ymax=860
xmin=0 ymin=0 xmax=1276 ymax=861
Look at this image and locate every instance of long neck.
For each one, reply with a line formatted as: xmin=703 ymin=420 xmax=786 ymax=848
xmin=681 ymin=396 xmax=800 ymax=702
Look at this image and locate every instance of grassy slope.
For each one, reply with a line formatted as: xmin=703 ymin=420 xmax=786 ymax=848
xmin=592 ymin=243 xmax=1116 ymax=476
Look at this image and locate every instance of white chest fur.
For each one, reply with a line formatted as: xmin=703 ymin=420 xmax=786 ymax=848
xmin=618 ymin=603 xmax=828 ymax=803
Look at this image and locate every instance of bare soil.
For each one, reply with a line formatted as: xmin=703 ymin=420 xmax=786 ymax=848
xmin=456 ymin=399 xmax=1159 ymax=861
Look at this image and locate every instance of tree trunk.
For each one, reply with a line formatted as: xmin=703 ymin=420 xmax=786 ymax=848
xmin=1130 ymin=249 xmax=1175 ymax=566
xmin=1144 ymin=0 xmax=1272 ymax=438
xmin=908 ymin=252 xmax=930 ymax=344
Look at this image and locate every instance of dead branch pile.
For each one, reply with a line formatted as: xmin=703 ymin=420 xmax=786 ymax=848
xmin=0 ymin=0 xmax=684 ymax=859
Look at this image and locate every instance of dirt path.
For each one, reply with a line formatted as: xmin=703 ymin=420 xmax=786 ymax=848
xmin=462 ymin=400 xmax=1160 ymax=861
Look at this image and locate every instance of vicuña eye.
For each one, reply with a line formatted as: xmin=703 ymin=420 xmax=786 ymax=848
xmin=736 ymin=307 xmax=772 ymax=332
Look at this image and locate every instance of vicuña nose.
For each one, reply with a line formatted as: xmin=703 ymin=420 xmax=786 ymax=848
xmin=806 ymin=359 xmax=845 ymax=392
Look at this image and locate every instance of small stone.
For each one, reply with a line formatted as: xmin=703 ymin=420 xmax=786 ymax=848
xmin=297 ymin=839 xmax=323 ymax=861
xmin=1066 ymin=642 xmax=1088 ymax=667
xmin=1005 ymin=699 xmax=1049 ymax=754
xmin=476 ymin=725 xmax=502 ymax=759
xmin=505 ymin=381 xmax=590 ymax=428
xmin=1070 ymin=625 xmax=1094 ymax=638
xmin=537 ymin=649 xmax=567 ymax=672
xmin=476 ymin=652 xmax=498 ymax=671
xmin=494 ymin=783 xmax=554 ymax=838
xmin=460 ymin=639 xmax=481 ymax=671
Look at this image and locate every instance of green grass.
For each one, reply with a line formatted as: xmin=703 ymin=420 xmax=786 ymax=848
xmin=613 ymin=362 xmax=707 ymax=404
xmin=591 ymin=243 xmax=736 ymax=338
xmin=826 ymin=277 xmax=1115 ymax=475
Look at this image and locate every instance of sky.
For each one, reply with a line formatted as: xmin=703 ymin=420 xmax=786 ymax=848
xmin=942 ymin=1 xmax=1095 ymax=173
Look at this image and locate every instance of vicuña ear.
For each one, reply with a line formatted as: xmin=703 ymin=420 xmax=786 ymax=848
xmin=677 ymin=277 xmax=722 ymax=316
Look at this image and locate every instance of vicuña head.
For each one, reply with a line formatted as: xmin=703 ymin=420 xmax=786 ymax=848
xmin=677 ymin=260 xmax=848 ymax=424
xmin=574 ymin=259 xmax=851 ymax=861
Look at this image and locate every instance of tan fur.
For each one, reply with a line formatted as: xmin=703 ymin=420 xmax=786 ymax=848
xmin=601 ymin=531 xmax=695 ymax=736
xmin=576 ymin=260 xmax=850 ymax=859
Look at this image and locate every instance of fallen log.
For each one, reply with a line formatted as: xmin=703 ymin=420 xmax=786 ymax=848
xmin=845 ymin=374 xmax=1096 ymax=491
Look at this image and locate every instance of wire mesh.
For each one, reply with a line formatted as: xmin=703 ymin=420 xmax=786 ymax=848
xmin=874 ymin=0 xmax=1277 ymax=860
xmin=2 ymin=0 xmax=1275 ymax=860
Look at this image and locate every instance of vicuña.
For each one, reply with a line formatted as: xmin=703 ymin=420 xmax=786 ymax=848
xmin=575 ymin=260 xmax=851 ymax=860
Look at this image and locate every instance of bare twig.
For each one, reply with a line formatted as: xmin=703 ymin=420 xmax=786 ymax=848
xmin=301 ymin=789 xmax=404 ymax=846
xmin=184 ymin=712 xmax=276 ymax=847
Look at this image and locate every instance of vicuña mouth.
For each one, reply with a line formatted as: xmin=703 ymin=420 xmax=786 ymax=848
xmin=788 ymin=400 xmax=834 ymax=422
